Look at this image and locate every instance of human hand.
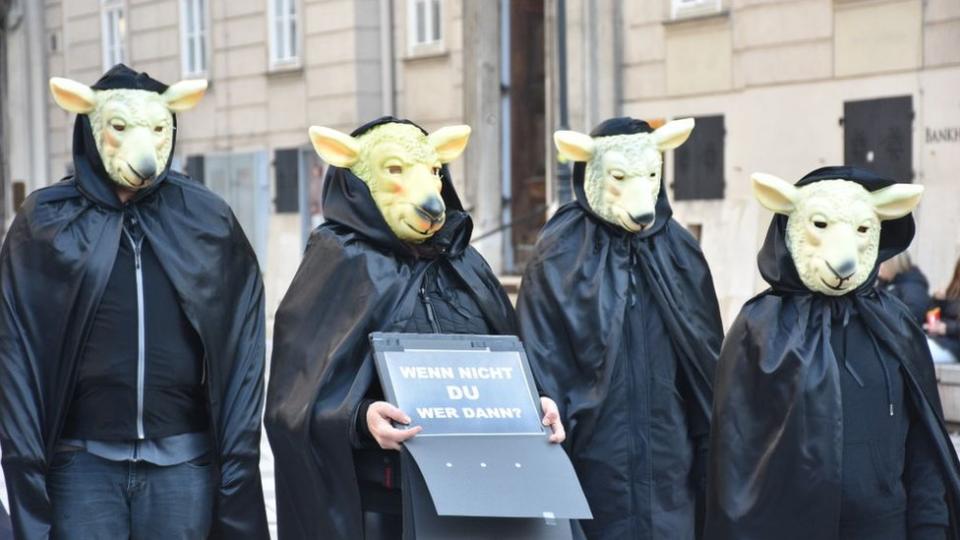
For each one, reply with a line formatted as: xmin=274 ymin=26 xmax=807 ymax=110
xmin=924 ymin=320 xmax=948 ymax=336
xmin=540 ymin=397 xmax=566 ymax=444
xmin=366 ymin=401 xmax=422 ymax=450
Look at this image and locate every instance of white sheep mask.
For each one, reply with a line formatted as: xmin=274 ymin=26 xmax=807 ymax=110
xmin=308 ymin=122 xmax=471 ymax=243
xmin=553 ymin=118 xmax=695 ymax=233
xmin=752 ymin=173 xmax=924 ymax=296
xmin=49 ymin=76 xmax=208 ymax=190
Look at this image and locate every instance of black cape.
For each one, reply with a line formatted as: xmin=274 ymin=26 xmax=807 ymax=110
xmin=705 ymin=166 xmax=960 ymax=540
xmin=264 ymin=117 xmax=518 ymax=539
xmin=517 ymin=118 xmax=723 ymax=538
xmin=0 ymin=65 xmax=269 ymax=539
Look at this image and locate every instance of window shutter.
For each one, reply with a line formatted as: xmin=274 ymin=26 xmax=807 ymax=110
xmin=185 ymin=155 xmax=205 ymax=185
xmin=673 ymin=114 xmax=725 ymax=201
xmin=274 ymin=148 xmax=299 ymax=213
xmin=843 ymin=96 xmax=913 ymax=181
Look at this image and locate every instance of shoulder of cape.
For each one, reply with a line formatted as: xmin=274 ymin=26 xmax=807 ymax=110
xmin=8 ymin=178 xmax=85 ymax=237
xmin=663 ymin=218 xmax=703 ymax=251
xmin=527 ymin=203 xmax=589 ymax=264
xmin=303 ymin=222 xmax=404 ymax=275
xmin=162 ymin=171 xmax=233 ymax=215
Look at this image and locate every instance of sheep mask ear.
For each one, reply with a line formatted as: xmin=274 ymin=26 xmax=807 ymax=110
xmin=308 ymin=126 xmax=361 ymax=168
xmin=651 ymin=118 xmax=695 ymax=151
xmin=50 ymin=77 xmax=98 ymax=114
xmin=162 ymin=79 xmax=208 ymax=112
xmin=751 ymin=172 xmax=799 ymax=215
xmin=554 ymin=130 xmax=595 ymax=163
xmin=871 ymin=183 xmax=924 ymax=221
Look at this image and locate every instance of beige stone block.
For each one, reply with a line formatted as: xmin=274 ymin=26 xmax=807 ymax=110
xmin=64 ymin=0 xmax=100 ymax=19
xmin=305 ymin=62 xmax=358 ymax=97
xmin=304 ymin=0 xmax=356 ymax=34
xmin=223 ymin=14 xmax=268 ymax=49
xmin=665 ymin=18 xmax=732 ymax=95
xmin=128 ymin=2 xmax=179 ymax=32
xmin=305 ymin=31 xmax=357 ymax=65
xmin=925 ymin=19 xmax=960 ymax=68
xmin=224 ymin=0 xmax=266 ymax=19
xmin=924 ymin=0 xmax=960 ymax=23
xmin=623 ymin=23 xmax=665 ymax=64
xmin=65 ymin=13 xmax=102 ymax=45
xmin=732 ymin=0 xmax=832 ymax=49
xmin=307 ymin=94 xmax=359 ymax=130
xmin=227 ymin=105 xmax=270 ymax=137
xmin=45 ymin=3 xmax=63 ymax=30
xmin=834 ymin=0 xmax=922 ymax=77
xmin=736 ymin=40 xmax=832 ymax=87
xmin=67 ymin=42 xmax=104 ymax=72
xmin=623 ymin=0 xmax=666 ymax=26
xmin=400 ymin=58 xmax=462 ymax=123
xmin=622 ymin=62 xmax=667 ymax=102
xmin=267 ymin=78 xmax=309 ymax=133
xmin=130 ymin=29 xmax=180 ymax=62
xmin=215 ymin=46 xmax=268 ymax=78
xmin=221 ymin=76 xmax=269 ymax=107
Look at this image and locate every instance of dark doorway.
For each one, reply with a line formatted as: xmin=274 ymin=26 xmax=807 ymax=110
xmin=508 ymin=0 xmax=546 ymax=273
xmin=843 ymin=96 xmax=913 ymax=181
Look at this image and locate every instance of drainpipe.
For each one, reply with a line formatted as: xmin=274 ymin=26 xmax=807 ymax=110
xmin=499 ymin=0 xmax=512 ymax=273
xmin=379 ymin=0 xmax=395 ymax=116
xmin=555 ymin=0 xmax=572 ymax=204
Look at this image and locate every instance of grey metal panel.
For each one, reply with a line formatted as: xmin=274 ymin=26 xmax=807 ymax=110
xmin=405 ymin=435 xmax=592 ymax=519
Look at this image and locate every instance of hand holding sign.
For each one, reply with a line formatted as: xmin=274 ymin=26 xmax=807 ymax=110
xmin=366 ymin=401 xmax=423 ymax=450
xmin=540 ymin=397 xmax=565 ymax=444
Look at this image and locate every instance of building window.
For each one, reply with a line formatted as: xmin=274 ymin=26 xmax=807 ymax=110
xmin=843 ymin=96 xmax=913 ymax=181
xmin=180 ymin=0 xmax=208 ymax=77
xmin=269 ymin=0 xmax=300 ymax=68
xmin=408 ymin=0 xmax=442 ymax=54
xmin=671 ymin=0 xmax=721 ymax=19
xmin=100 ymin=0 xmax=126 ymax=70
xmin=673 ymin=115 xmax=725 ymax=201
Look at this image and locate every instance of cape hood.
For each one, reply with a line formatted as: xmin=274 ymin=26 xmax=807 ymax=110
xmin=0 ymin=65 xmax=269 ymax=538
xmin=265 ymin=117 xmax=517 ymax=539
xmin=705 ymin=167 xmax=960 ymax=540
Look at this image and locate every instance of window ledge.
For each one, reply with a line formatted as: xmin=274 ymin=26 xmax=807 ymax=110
xmin=663 ymin=9 xmax=730 ymax=27
xmin=268 ymin=60 xmax=304 ymax=76
xmin=404 ymin=42 xmax=448 ymax=61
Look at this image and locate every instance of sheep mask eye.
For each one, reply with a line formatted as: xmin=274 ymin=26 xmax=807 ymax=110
xmin=751 ymin=173 xmax=924 ymax=296
xmin=308 ymin=122 xmax=472 ymax=243
xmin=49 ymin=74 xmax=207 ymax=191
xmin=553 ymin=118 xmax=695 ymax=233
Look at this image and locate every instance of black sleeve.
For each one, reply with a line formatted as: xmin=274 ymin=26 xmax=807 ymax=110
xmin=905 ymin=390 xmax=950 ymax=540
xmin=893 ymin=281 xmax=930 ymax=325
xmin=944 ymin=320 xmax=960 ymax=339
xmin=351 ymin=399 xmax=378 ymax=449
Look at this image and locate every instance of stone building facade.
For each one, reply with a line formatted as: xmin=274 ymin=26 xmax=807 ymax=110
xmin=1 ymin=0 xmax=958 ymax=328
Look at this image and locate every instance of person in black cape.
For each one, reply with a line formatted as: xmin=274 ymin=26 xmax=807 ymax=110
xmin=0 ymin=65 xmax=268 ymax=538
xmin=517 ymin=117 xmax=724 ymax=539
xmin=706 ymin=166 xmax=960 ymax=540
xmin=265 ymin=117 xmax=565 ymax=540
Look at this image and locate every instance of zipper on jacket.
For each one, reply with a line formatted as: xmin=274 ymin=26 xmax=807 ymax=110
xmin=123 ymin=227 xmax=147 ymax=440
xmin=420 ymin=265 xmax=442 ymax=334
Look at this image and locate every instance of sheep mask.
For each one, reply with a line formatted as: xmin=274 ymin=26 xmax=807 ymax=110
xmin=554 ymin=118 xmax=695 ymax=233
xmin=308 ymin=122 xmax=471 ymax=243
xmin=49 ymin=64 xmax=207 ymax=191
xmin=752 ymin=169 xmax=923 ymax=296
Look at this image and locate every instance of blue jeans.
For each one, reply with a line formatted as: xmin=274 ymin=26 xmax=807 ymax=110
xmin=47 ymin=451 xmax=216 ymax=540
